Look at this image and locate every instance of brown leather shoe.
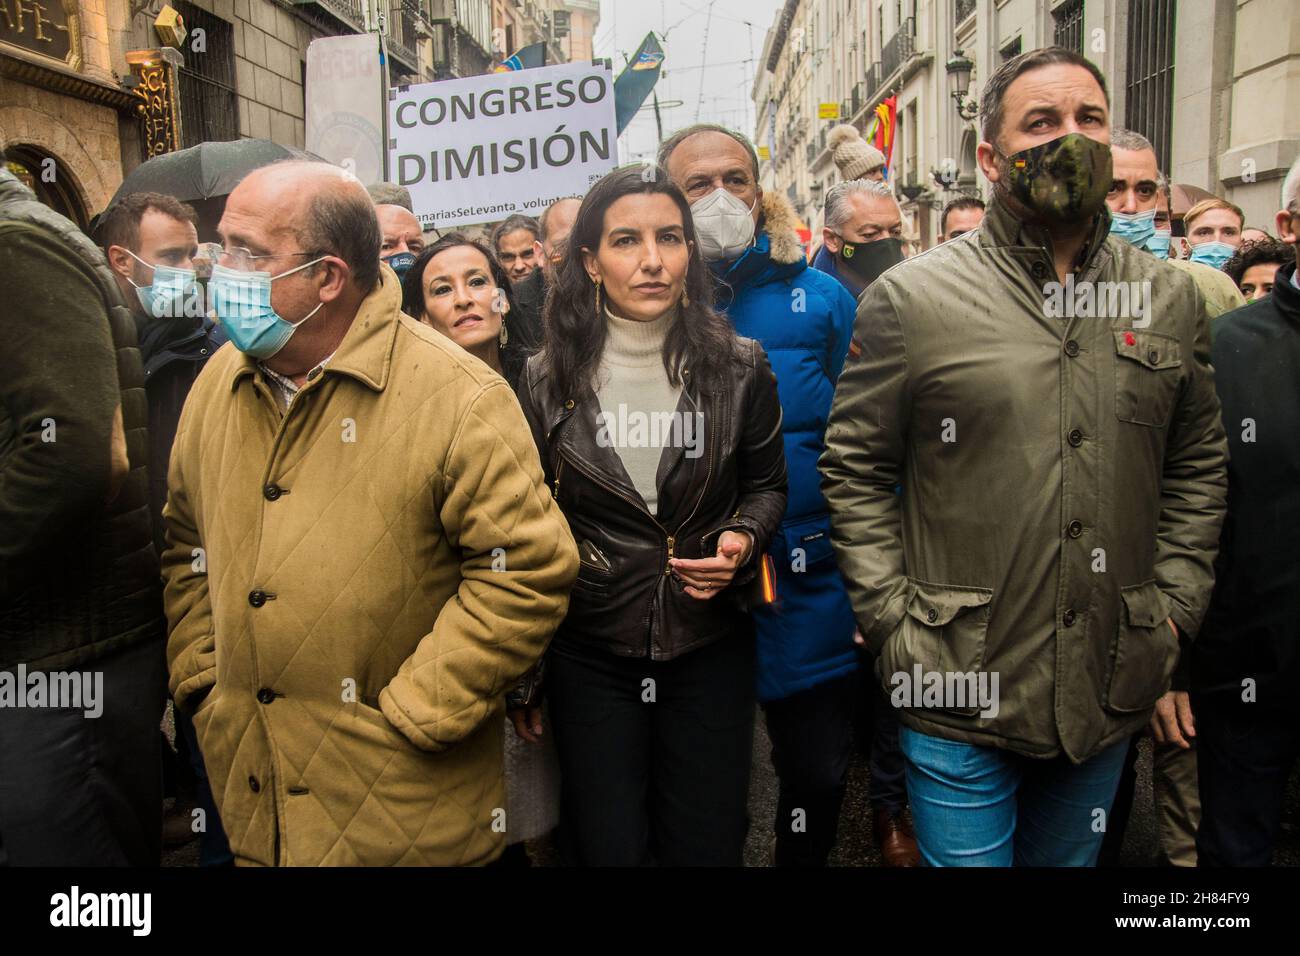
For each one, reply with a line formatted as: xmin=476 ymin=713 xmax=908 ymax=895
xmin=874 ymin=806 xmax=921 ymax=867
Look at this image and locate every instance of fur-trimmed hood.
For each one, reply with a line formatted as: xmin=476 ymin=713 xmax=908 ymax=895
xmin=758 ymin=190 xmax=805 ymax=265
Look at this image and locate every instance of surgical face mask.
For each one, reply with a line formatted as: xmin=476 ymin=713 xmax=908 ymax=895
xmin=208 ymin=258 xmax=326 ymax=359
xmin=690 ymin=187 xmax=758 ymax=261
xmin=125 ymin=249 xmax=198 ymax=319
xmin=1109 ymin=208 xmax=1157 ymax=248
xmin=835 ymin=236 xmax=905 ymax=297
xmin=382 ymin=251 xmax=417 ymax=279
xmin=1188 ymin=240 xmax=1236 ymax=271
xmin=1145 ymin=227 xmax=1172 ymax=259
xmin=998 ymin=132 xmax=1113 ymax=225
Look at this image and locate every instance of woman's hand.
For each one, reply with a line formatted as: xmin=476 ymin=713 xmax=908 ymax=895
xmin=671 ymin=530 xmax=753 ymax=600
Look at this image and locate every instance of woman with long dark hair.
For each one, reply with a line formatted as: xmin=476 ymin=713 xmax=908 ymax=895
xmin=400 ymin=233 xmax=529 ymax=386
xmin=514 ymin=164 xmax=788 ymax=865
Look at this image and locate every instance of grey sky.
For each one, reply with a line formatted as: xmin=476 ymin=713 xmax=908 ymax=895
xmin=596 ymin=0 xmax=786 ymax=163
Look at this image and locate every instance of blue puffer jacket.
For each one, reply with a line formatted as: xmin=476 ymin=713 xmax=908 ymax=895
xmin=711 ymin=192 xmax=860 ymax=702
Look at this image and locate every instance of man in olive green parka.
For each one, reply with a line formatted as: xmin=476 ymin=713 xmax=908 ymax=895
xmin=820 ymin=48 xmax=1227 ymax=867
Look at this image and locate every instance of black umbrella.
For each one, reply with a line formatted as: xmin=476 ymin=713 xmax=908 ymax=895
xmin=98 ymin=139 xmax=325 ymax=242
xmin=107 ymin=139 xmax=324 ymax=207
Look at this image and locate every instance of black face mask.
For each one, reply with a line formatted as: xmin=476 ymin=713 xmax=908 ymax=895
xmin=836 ymin=236 xmax=905 ymax=297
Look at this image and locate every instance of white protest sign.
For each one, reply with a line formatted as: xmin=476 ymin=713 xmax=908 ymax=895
xmin=388 ymin=61 xmax=618 ymax=228
xmin=305 ymin=34 xmax=386 ymax=184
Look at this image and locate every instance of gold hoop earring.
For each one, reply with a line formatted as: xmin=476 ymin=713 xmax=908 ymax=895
xmin=681 ymin=286 xmax=690 ymax=308
xmin=594 ymin=278 xmax=603 ymax=316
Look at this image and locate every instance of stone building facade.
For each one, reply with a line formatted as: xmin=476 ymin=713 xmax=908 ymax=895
xmin=756 ymin=0 xmax=1300 ymax=248
xmin=2 ymin=0 xmax=142 ymax=226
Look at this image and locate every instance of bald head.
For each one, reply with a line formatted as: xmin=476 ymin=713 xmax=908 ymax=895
xmin=540 ymin=197 xmax=581 ymax=270
xmin=227 ymin=161 xmax=381 ymax=293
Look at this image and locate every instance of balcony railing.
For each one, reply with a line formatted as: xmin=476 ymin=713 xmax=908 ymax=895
xmin=862 ymin=19 xmax=916 ymax=105
xmin=955 ymin=0 xmax=976 ymax=26
xmin=881 ymin=18 xmax=915 ymax=82
xmin=850 ymin=82 xmax=863 ymax=116
xmin=861 ymin=62 xmax=882 ymax=108
xmin=387 ymin=1 xmax=420 ymax=69
xmin=292 ymin=0 xmax=364 ymax=30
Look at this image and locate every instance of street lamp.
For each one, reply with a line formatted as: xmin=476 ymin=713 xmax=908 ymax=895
xmin=946 ymin=49 xmax=979 ymax=121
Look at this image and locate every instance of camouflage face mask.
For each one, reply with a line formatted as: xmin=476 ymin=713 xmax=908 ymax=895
xmin=998 ymin=132 xmax=1113 ymax=225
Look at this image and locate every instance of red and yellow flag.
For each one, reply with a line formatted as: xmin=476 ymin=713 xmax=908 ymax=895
xmin=865 ymin=96 xmax=897 ymax=176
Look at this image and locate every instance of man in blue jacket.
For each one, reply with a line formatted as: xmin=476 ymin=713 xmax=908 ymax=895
xmin=661 ymin=125 xmax=911 ymax=865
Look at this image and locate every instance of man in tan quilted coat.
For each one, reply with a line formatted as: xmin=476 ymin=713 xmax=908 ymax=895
xmin=161 ymin=162 xmax=579 ymax=866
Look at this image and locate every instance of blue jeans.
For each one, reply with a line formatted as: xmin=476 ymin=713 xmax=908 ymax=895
xmin=899 ymin=725 xmax=1128 ymax=866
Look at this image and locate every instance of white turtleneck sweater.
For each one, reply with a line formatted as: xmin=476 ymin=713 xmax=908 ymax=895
xmin=595 ymin=307 xmax=682 ymax=514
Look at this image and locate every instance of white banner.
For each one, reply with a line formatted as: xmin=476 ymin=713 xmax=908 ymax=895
xmin=305 ymin=34 xmax=386 ymax=185
xmin=388 ymin=62 xmax=618 ymax=228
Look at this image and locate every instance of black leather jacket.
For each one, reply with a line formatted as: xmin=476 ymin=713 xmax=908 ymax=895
xmin=517 ymin=337 xmax=787 ymax=661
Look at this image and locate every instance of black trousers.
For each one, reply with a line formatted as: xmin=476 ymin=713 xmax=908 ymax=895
xmin=0 ymin=638 xmax=167 ymax=866
xmin=1194 ymin=693 xmax=1300 ymax=866
xmin=547 ymin=634 xmax=756 ymax=866
xmin=763 ymin=671 xmax=857 ymax=866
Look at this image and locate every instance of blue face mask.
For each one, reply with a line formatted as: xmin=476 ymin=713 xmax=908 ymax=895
xmin=208 ymin=259 xmax=326 ymax=359
xmin=126 ymin=249 xmax=199 ymax=319
xmin=1109 ymin=209 xmax=1156 ymax=248
xmin=1145 ymin=228 xmax=1172 ymax=259
xmin=1189 ymin=240 xmax=1236 ymax=271
xmin=382 ymin=252 xmax=417 ymax=279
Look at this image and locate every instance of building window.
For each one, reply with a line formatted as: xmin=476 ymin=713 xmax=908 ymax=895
xmin=174 ymin=1 xmax=238 ymax=147
xmin=1053 ymin=0 xmax=1085 ymax=53
xmin=1125 ymin=0 xmax=1176 ymax=172
xmin=1000 ymin=37 xmax=1022 ymax=62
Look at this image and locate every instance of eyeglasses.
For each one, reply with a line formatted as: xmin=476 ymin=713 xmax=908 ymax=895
xmin=217 ymin=245 xmax=324 ymax=272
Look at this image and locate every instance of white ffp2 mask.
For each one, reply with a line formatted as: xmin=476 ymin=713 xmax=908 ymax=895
xmin=690 ymin=188 xmax=758 ymax=262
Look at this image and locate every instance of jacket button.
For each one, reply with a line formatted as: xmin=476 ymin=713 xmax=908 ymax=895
xmin=1148 ymin=350 xmax=1160 ymax=364
xmin=1032 ymin=261 xmax=1048 ymax=279
xmin=1064 ymin=339 xmax=1080 ymax=357
xmin=248 ymin=590 xmax=267 ymax=608
xmin=263 ymin=483 xmax=283 ymax=501
xmin=1067 ymin=519 xmax=1084 ymax=538
xmin=248 ymin=775 xmax=261 ymax=793
xmin=257 ymin=687 xmax=275 ymax=704
xmin=927 ymin=608 xmax=938 ymax=623
xmin=1068 ymin=428 xmax=1084 ymax=447
xmin=1063 ymin=609 xmax=1077 ymax=628
xmin=564 ymin=399 xmax=575 ymax=409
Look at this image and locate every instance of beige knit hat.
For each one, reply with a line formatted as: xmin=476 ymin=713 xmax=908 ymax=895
xmin=828 ymin=124 xmax=886 ymax=181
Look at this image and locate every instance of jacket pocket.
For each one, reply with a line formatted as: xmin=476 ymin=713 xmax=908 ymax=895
xmin=779 ymin=513 xmax=836 ymax=571
xmin=1114 ymin=329 xmax=1182 ymax=427
xmin=883 ymin=580 xmax=994 ymax=717
xmin=1104 ymin=580 xmax=1178 ymax=714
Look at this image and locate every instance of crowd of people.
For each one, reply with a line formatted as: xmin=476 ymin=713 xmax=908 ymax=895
xmin=1 ymin=44 xmax=1297 ymax=868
